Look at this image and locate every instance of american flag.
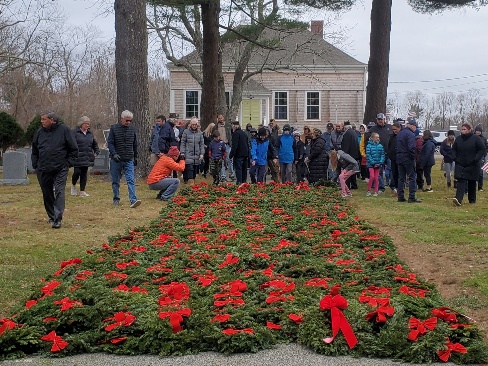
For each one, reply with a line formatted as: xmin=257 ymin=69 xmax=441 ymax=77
xmin=408 ymin=111 xmax=416 ymax=117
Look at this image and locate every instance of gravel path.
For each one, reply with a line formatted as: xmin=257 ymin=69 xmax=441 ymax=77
xmin=0 ymin=343 xmax=464 ymax=366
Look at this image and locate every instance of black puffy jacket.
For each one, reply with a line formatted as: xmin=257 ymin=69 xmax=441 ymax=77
xmin=308 ymin=136 xmax=328 ymax=183
xmin=72 ymin=127 xmax=100 ymax=167
xmin=452 ymin=133 xmax=486 ymax=181
xmin=32 ymin=123 xmax=78 ymax=172
xmin=107 ymin=122 xmax=138 ymax=162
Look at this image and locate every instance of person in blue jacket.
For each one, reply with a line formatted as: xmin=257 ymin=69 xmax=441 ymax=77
xmin=250 ymin=128 xmax=277 ymax=183
xmin=276 ymin=124 xmax=297 ymax=183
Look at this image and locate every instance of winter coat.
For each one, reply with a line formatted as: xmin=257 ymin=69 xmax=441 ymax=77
xmin=180 ymin=128 xmax=205 ymax=165
xmin=452 ymin=133 xmax=486 ymax=181
xmin=396 ymin=127 xmax=416 ymax=164
xmin=308 ymin=136 xmax=328 ymax=183
xmin=420 ymin=138 xmax=436 ymax=168
xmin=338 ymin=150 xmax=360 ymax=172
xmin=366 ymin=140 xmax=385 ymax=168
xmin=340 ymin=129 xmax=360 ymax=160
xmin=209 ymin=139 xmax=226 ymax=160
xmin=251 ymin=139 xmax=270 ymax=166
xmin=387 ymin=132 xmax=399 ymax=163
xmin=303 ymin=143 xmax=311 ymax=159
xmin=277 ymin=133 xmax=297 ymax=164
xmin=72 ymin=127 xmax=99 ymax=167
xmin=158 ymin=120 xmax=177 ymax=154
xmin=32 ymin=122 xmax=78 ymax=172
xmin=295 ymin=140 xmax=305 ymax=161
xmin=107 ymin=122 xmax=138 ymax=162
xmin=212 ymin=122 xmax=232 ymax=146
xmin=147 ymin=155 xmax=186 ymax=184
xmin=230 ymin=128 xmax=249 ymax=159
xmin=440 ymin=139 xmax=454 ymax=163
xmin=415 ymin=136 xmax=423 ymax=165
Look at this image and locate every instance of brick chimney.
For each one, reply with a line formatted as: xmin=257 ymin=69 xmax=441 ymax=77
xmin=311 ymin=20 xmax=324 ymax=38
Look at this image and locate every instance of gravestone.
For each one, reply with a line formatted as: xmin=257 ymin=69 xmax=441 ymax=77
xmin=0 ymin=151 xmax=30 ymax=185
xmin=91 ymin=148 xmax=110 ymax=174
xmin=17 ymin=147 xmax=35 ymax=173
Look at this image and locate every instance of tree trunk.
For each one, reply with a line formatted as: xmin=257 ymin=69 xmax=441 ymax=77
xmin=200 ymin=0 xmax=220 ymax=131
xmin=115 ymin=0 xmax=151 ymax=177
xmin=363 ymin=0 xmax=391 ymax=124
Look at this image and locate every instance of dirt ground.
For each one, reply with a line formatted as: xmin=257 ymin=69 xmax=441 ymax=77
xmin=370 ymin=221 xmax=488 ymax=340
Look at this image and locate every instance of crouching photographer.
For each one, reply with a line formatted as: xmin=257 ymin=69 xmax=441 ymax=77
xmin=147 ymin=146 xmax=186 ymax=201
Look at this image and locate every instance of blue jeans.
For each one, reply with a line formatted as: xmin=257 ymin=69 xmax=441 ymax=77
xmin=397 ymin=160 xmax=417 ymax=200
xmin=250 ymin=164 xmax=266 ymax=183
xmin=149 ymin=178 xmax=180 ymax=200
xmin=220 ymin=144 xmax=234 ymax=179
xmin=233 ymin=156 xmax=248 ymax=184
xmin=110 ymin=160 xmax=137 ymax=203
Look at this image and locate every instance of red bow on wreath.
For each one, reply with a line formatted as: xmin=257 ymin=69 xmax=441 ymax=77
xmin=365 ymin=305 xmax=394 ymax=323
xmin=104 ymin=311 xmax=136 ymax=332
xmin=437 ymin=338 xmax=467 ymax=362
xmin=408 ymin=317 xmax=437 ymax=341
xmin=40 ymin=330 xmax=69 ymax=352
xmin=319 ymin=287 xmax=358 ymax=349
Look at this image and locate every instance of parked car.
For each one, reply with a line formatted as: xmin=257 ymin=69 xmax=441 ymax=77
xmin=430 ymin=130 xmax=460 ymax=152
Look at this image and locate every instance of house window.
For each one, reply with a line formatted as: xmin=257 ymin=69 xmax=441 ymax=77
xmin=274 ymin=91 xmax=288 ymax=120
xmin=306 ymin=91 xmax=320 ymax=120
xmin=185 ymin=90 xmax=199 ymax=118
xmin=225 ymin=91 xmax=231 ymax=108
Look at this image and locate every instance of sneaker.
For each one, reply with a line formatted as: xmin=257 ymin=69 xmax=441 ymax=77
xmin=378 ymin=190 xmax=385 ymax=194
xmin=52 ymin=220 xmax=62 ymax=229
xmin=113 ymin=199 xmax=120 ymax=206
xmin=366 ymin=191 xmax=371 ymax=197
xmin=79 ymin=191 xmax=90 ymax=197
xmin=479 ymin=188 xmax=484 ymax=192
xmin=452 ymin=198 xmax=462 ymax=206
xmin=422 ymin=188 xmax=433 ymax=193
xmin=70 ymin=185 xmax=77 ymax=196
xmin=130 ymin=200 xmax=141 ymax=208
xmin=373 ymin=192 xmax=378 ymax=197
xmin=156 ymin=190 xmax=163 ymax=200
xmin=341 ymin=193 xmax=352 ymax=198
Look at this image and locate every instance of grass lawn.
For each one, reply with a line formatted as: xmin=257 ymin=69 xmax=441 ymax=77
xmin=0 ymin=166 xmax=487 ymax=337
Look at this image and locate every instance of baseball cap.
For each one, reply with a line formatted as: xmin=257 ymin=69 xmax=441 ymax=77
xmin=376 ymin=113 xmax=386 ymax=119
xmin=367 ymin=121 xmax=376 ymax=128
xmin=407 ymin=119 xmax=417 ymax=127
xmin=326 ymin=122 xmax=334 ymax=129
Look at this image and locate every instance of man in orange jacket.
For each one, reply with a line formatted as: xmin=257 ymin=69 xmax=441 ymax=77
xmin=147 ymin=146 xmax=186 ymax=201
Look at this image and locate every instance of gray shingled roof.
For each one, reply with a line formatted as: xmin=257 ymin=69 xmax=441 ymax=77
xmin=171 ymin=26 xmax=365 ymax=70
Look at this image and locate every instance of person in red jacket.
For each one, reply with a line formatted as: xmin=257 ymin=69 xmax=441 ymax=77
xmin=147 ymin=146 xmax=186 ymax=201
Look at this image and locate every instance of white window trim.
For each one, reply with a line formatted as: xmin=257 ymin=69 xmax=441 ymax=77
xmin=184 ymin=90 xmax=201 ymax=119
xmin=305 ymin=91 xmax=321 ymax=121
xmin=273 ymin=91 xmax=289 ymax=122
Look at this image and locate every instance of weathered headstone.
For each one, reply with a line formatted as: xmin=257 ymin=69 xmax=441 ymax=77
xmin=91 ymin=148 xmax=110 ymax=174
xmin=17 ymin=147 xmax=36 ymax=173
xmin=0 ymin=151 xmax=30 ymax=185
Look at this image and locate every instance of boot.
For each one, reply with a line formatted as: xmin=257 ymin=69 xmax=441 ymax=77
xmin=188 ymin=179 xmax=195 ymax=186
xmin=447 ymin=181 xmax=451 ymax=188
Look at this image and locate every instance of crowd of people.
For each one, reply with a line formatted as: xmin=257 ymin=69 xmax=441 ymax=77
xmin=30 ymin=110 xmax=487 ymax=229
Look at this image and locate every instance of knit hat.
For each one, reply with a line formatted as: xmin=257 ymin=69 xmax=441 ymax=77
xmin=167 ymin=146 xmax=180 ymax=158
xmin=258 ymin=128 xmax=267 ymax=137
xmin=447 ymin=130 xmax=456 ymax=136
xmin=283 ymin=124 xmax=291 ymax=131
xmin=475 ymin=124 xmax=483 ymax=132
xmin=313 ymin=128 xmax=322 ymax=135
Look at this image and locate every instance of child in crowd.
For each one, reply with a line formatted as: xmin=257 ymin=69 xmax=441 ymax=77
xmin=250 ymin=128 xmax=277 ymax=183
xmin=208 ymin=131 xmax=226 ymax=185
xmin=366 ymin=132 xmax=385 ymax=197
xmin=329 ymin=149 xmax=360 ymax=198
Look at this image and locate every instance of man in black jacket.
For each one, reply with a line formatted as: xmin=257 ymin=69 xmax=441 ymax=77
xmin=107 ymin=110 xmax=141 ymax=208
xmin=32 ymin=112 xmax=78 ymax=229
xmin=230 ymin=121 xmax=249 ymax=184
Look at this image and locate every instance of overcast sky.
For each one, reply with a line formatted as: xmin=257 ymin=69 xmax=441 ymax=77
xmin=61 ymin=0 xmax=488 ymax=98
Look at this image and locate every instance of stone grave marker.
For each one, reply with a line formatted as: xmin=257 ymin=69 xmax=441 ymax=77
xmin=0 ymin=150 xmax=30 ymax=185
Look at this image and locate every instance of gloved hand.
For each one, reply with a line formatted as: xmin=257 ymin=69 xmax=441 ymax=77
xmin=112 ymin=154 xmax=121 ymax=163
xmin=304 ymin=157 xmax=309 ymax=164
xmin=133 ymin=159 xmax=137 ymax=166
xmin=199 ymin=154 xmax=204 ymax=161
xmin=374 ymin=164 xmax=380 ymax=168
xmin=179 ymin=153 xmax=185 ymax=161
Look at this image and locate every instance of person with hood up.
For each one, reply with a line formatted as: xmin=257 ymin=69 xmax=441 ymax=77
xmin=147 ymin=146 xmax=186 ymax=201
